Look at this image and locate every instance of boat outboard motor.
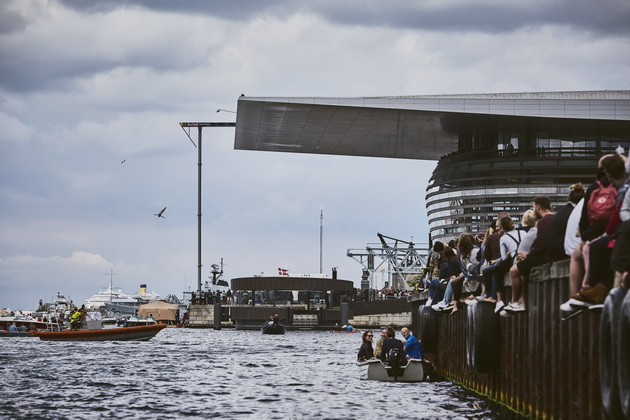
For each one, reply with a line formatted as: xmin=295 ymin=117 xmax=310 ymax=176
xmin=386 ymin=348 xmax=407 ymax=378
xmin=387 ymin=348 xmax=405 ymax=366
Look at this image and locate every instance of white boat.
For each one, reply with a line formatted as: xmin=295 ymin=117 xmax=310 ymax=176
xmin=357 ymin=359 xmax=430 ymax=382
xmin=85 ymin=285 xmax=137 ymax=309
xmin=86 ymin=284 xmax=163 ymax=313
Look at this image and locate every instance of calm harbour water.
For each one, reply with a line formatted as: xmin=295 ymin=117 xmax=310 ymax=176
xmin=1 ymin=328 xmax=509 ymax=419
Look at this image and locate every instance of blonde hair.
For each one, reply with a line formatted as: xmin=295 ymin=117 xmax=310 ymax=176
xmin=521 ymin=209 xmax=537 ymax=227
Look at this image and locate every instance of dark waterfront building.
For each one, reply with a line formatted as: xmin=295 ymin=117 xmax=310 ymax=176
xmin=234 ymin=91 xmax=630 ymax=242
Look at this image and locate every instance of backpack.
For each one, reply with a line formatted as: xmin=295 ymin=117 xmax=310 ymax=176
xmin=588 ymin=180 xmax=617 ymax=224
xmin=495 ymin=230 xmax=522 ymax=272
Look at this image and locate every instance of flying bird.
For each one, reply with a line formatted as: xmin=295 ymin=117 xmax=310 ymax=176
xmin=121 ymin=160 xmax=126 ymax=164
xmin=154 ymin=207 xmax=166 ymax=218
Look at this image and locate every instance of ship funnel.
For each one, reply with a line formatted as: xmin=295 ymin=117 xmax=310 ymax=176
xmin=140 ymin=284 xmax=147 ymax=294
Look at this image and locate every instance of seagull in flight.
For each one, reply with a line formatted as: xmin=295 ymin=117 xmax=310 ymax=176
xmin=121 ymin=160 xmax=126 ymax=164
xmin=154 ymin=207 xmax=167 ymax=218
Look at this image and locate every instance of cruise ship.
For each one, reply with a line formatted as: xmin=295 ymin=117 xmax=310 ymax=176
xmin=85 ymin=284 xmax=162 ymax=315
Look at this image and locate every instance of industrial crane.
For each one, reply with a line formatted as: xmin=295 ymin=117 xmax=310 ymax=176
xmin=347 ymin=233 xmax=429 ymax=290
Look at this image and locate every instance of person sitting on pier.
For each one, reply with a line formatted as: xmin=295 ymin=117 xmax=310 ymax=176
xmin=547 ymin=183 xmax=585 ymax=261
xmin=504 ymin=196 xmax=555 ymax=314
xmin=429 ymin=247 xmax=461 ymax=310
xmin=380 ymin=327 xmax=404 ymax=364
xmin=484 ymin=214 xmax=518 ymax=312
xmin=568 ymin=153 xmax=628 ymax=309
xmin=433 ymin=233 xmax=480 ymax=314
xmin=357 ymin=330 xmax=375 ymax=362
xmin=559 ymin=156 xmax=614 ymax=318
xmin=424 ymin=241 xmax=445 ymax=302
xmin=401 ymin=327 xmax=424 ymax=360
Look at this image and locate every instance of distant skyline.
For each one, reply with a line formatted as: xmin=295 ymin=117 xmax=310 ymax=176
xmin=1 ymin=0 xmax=629 ymax=310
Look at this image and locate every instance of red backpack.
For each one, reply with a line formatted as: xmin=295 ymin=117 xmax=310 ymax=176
xmin=588 ymin=180 xmax=617 ymax=224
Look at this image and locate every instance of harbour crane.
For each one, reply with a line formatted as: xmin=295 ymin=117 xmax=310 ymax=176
xmin=347 ymin=233 xmax=429 ymax=291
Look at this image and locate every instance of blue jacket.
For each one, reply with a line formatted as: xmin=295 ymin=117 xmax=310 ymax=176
xmin=403 ymin=334 xmax=424 ymax=360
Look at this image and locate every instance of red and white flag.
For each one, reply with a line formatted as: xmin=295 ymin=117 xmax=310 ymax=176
xmin=278 ymin=268 xmax=289 ymax=276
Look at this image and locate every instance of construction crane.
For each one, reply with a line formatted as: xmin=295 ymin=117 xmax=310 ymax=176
xmin=347 ymin=233 xmax=429 ymax=291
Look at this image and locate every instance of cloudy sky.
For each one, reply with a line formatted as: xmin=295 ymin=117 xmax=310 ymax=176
xmin=1 ymin=0 xmax=629 ymax=311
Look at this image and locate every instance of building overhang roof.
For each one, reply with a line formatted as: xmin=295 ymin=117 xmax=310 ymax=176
xmin=233 ymin=91 xmax=630 ymax=161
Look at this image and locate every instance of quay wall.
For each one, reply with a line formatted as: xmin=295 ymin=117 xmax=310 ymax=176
xmin=188 ymin=304 xmax=233 ymax=328
xmin=349 ymin=298 xmax=414 ymax=329
xmin=420 ymin=260 xmax=604 ymax=419
xmin=350 ymin=312 xmax=412 ymax=329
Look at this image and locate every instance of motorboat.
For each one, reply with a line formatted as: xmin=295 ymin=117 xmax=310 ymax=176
xmin=0 ymin=315 xmax=48 ymax=331
xmin=357 ymin=358 xmax=432 ymax=382
xmin=36 ymin=324 xmax=167 ymax=341
xmin=261 ymin=321 xmax=285 ymax=335
xmin=0 ymin=331 xmax=36 ymax=338
xmin=116 ymin=315 xmax=158 ymax=327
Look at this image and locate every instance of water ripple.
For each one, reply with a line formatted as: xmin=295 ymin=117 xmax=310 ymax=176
xmin=0 ymin=329 xmax=516 ymax=419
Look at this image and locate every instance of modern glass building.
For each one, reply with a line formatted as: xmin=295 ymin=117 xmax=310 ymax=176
xmin=233 ymin=91 xmax=630 ymax=243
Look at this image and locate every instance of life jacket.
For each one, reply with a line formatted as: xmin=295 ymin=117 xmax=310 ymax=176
xmin=588 ymin=180 xmax=617 ymax=225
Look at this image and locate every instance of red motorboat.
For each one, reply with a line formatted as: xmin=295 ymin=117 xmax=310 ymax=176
xmin=36 ymin=324 xmax=167 ymax=341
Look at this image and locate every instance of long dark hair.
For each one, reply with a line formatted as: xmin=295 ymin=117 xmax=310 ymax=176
xmin=457 ymin=233 xmax=475 ymax=259
xmin=362 ymin=330 xmax=373 ymax=343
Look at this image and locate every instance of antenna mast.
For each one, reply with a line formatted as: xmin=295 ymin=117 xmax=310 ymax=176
xmin=104 ymin=269 xmax=120 ymax=302
xmin=319 ymin=206 xmax=323 ymax=274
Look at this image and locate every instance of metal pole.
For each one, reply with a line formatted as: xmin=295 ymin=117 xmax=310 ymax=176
xmin=197 ymin=126 xmax=203 ymax=297
xmin=179 ymin=121 xmax=235 ymax=303
xmin=319 ymin=207 xmax=323 ymax=274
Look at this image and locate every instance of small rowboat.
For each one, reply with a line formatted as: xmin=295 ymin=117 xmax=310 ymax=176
xmin=261 ymin=321 xmax=285 ymax=335
xmin=357 ymin=359 xmax=433 ymax=382
xmin=36 ymin=324 xmax=167 ymax=342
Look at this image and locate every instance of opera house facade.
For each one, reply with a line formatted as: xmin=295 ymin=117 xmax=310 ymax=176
xmin=233 ymin=91 xmax=630 ymax=242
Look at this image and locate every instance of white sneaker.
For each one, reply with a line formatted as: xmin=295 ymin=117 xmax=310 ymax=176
xmin=505 ymin=302 xmax=525 ymax=312
xmin=494 ymin=301 xmax=505 ymax=313
xmin=560 ymin=298 xmax=584 ymax=312
xmin=426 ymin=297 xmax=433 ymax=306
xmin=464 ymin=299 xmax=476 ymax=306
xmin=431 ymin=301 xmax=447 ymax=311
xmin=499 ymin=309 xmax=511 ymax=317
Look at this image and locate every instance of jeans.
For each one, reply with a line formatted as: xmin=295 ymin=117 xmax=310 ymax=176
xmin=482 ymin=263 xmax=499 ymax=299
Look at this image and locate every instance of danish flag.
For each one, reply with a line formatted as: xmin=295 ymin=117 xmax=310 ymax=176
xmin=278 ymin=268 xmax=289 ymax=276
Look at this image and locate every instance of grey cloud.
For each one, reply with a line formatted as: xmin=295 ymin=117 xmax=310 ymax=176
xmin=57 ymin=0 xmax=288 ymax=20
xmin=58 ymin=0 xmax=630 ymax=35
xmin=0 ymin=4 xmax=29 ymax=34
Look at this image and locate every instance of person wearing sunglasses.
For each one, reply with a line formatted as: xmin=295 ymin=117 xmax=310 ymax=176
xmin=357 ymin=330 xmax=375 ymax=362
